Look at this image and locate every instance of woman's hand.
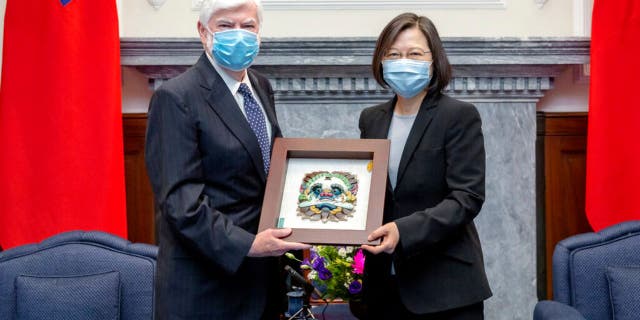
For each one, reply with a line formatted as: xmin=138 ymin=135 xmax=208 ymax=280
xmin=361 ymin=222 xmax=400 ymax=255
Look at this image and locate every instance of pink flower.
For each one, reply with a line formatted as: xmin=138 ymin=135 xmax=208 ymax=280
xmin=352 ymin=249 xmax=365 ymax=275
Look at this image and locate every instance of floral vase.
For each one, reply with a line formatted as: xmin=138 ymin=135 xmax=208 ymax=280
xmin=348 ymin=299 xmax=367 ymax=319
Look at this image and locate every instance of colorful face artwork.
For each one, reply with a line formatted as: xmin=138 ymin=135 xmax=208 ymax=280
xmin=297 ymin=171 xmax=358 ymax=223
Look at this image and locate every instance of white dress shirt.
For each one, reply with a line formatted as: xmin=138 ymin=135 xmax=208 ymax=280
xmin=206 ymin=53 xmax=273 ymax=141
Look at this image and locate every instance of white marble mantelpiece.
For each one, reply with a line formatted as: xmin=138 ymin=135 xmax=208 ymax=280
xmin=121 ymin=37 xmax=590 ymax=320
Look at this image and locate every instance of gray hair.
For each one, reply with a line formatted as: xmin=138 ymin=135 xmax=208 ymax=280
xmin=199 ymin=0 xmax=263 ymax=27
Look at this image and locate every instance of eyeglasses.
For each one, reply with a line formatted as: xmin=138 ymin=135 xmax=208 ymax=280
xmin=384 ymin=49 xmax=432 ymax=61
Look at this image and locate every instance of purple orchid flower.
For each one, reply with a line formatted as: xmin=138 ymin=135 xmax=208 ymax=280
xmin=318 ymin=268 xmax=332 ymax=280
xmin=312 ymin=256 xmax=325 ymax=271
xmin=310 ymin=248 xmax=319 ymax=261
xmin=348 ymin=280 xmax=362 ymax=295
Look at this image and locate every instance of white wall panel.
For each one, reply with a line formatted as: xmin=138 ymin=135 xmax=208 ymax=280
xmin=121 ymin=0 xmax=574 ymax=38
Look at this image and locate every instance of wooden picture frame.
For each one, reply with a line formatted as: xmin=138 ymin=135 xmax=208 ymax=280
xmin=258 ymin=138 xmax=390 ymax=245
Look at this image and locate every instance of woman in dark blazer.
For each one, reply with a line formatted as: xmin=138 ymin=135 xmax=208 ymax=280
xmin=359 ymin=13 xmax=492 ymax=319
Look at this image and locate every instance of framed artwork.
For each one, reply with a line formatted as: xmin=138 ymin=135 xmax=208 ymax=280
xmin=258 ymin=138 xmax=390 ymax=245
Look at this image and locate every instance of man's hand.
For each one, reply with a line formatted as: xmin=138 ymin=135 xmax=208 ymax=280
xmin=361 ymin=222 xmax=400 ymax=255
xmin=248 ymin=228 xmax=311 ymax=257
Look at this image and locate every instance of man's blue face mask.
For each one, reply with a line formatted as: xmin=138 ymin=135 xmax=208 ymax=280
xmin=209 ymin=29 xmax=260 ymax=71
xmin=382 ymin=59 xmax=431 ymax=98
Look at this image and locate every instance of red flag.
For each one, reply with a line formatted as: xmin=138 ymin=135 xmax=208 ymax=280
xmin=0 ymin=0 xmax=127 ymax=249
xmin=586 ymin=0 xmax=640 ymax=231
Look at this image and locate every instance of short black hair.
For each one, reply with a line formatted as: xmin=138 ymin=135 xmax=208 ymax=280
xmin=372 ymin=13 xmax=452 ymax=94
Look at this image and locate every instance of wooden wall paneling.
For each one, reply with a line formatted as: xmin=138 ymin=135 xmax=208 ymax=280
xmin=123 ymin=114 xmax=155 ymax=244
xmin=536 ymin=112 xmax=592 ymax=299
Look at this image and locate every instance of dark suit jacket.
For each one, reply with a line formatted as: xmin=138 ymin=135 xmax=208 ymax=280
xmin=145 ymin=54 xmax=282 ymax=319
xmin=359 ymin=91 xmax=492 ymax=315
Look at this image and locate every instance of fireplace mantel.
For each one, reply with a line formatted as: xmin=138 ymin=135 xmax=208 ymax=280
xmin=121 ymin=37 xmax=590 ymax=101
xmin=121 ymin=37 xmax=590 ymax=66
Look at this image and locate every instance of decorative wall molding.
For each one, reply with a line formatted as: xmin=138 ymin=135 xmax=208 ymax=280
xmin=191 ymin=0 xmax=507 ymax=11
xmin=192 ymin=0 xmax=203 ymax=11
xmin=121 ymin=37 xmax=589 ymax=101
xmin=259 ymin=75 xmax=554 ymax=104
xmin=121 ymin=37 xmax=590 ymax=67
xmin=573 ymin=0 xmax=593 ymax=36
xmin=572 ymin=64 xmax=590 ymax=85
xmin=534 ymin=0 xmax=548 ymax=9
xmin=147 ymin=0 xmax=167 ymax=9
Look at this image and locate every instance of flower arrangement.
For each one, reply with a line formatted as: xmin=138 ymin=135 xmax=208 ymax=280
xmin=286 ymin=245 xmax=366 ymax=301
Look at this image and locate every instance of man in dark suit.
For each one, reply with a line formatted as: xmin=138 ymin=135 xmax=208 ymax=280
xmin=144 ymin=1 xmax=310 ymax=319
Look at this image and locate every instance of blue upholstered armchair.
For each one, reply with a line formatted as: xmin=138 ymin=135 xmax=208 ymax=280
xmin=0 ymin=231 xmax=158 ymax=320
xmin=534 ymin=220 xmax=640 ymax=320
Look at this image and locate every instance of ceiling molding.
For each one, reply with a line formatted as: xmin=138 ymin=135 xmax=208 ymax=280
xmin=192 ymin=0 xmax=507 ymax=11
xmin=534 ymin=0 xmax=548 ymax=9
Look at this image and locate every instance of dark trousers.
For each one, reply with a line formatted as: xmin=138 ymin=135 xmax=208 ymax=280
xmin=364 ymin=276 xmax=484 ymax=320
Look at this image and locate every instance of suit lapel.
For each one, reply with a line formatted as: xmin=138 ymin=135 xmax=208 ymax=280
xmin=395 ymin=92 xmax=440 ymax=188
xmin=367 ymin=99 xmax=394 ymax=194
xmin=195 ymin=54 xmax=267 ymax=182
xmin=369 ymin=99 xmax=395 ymax=139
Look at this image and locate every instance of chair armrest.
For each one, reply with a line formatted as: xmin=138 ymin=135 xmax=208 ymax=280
xmin=533 ymin=301 xmax=586 ymax=320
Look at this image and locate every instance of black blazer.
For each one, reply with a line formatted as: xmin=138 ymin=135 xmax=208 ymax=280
xmin=359 ymin=91 xmax=492 ymax=314
xmin=145 ymin=54 xmax=282 ymax=319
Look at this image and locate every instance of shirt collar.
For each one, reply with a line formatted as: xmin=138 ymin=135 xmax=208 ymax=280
xmin=205 ymin=52 xmax=252 ymax=96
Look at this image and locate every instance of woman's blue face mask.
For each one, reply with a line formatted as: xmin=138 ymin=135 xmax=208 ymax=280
xmin=209 ymin=29 xmax=260 ymax=71
xmin=382 ymin=59 xmax=431 ymax=98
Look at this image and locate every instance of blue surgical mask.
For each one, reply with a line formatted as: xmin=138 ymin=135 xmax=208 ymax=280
xmin=209 ymin=29 xmax=260 ymax=71
xmin=382 ymin=59 xmax=431 ymax=98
